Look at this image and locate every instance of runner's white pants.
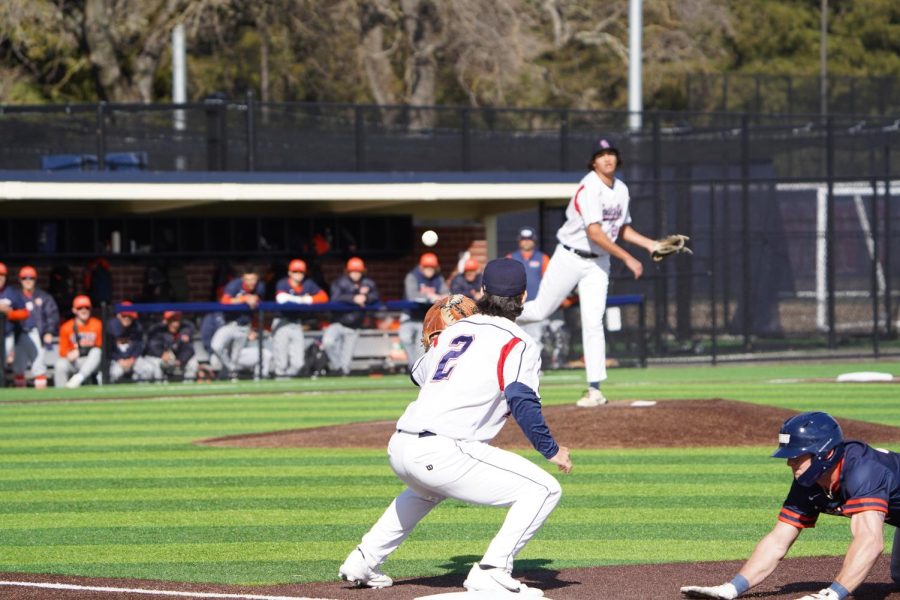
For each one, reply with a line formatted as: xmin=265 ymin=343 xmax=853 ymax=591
xmin=358 ymin=431 xmax=561 ymax=574
xmin=518 ymin=244 xmax=610 ymax=383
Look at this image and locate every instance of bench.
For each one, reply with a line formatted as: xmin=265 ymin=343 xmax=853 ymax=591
xmin=606 ymin=294 xmax=647 ymax=368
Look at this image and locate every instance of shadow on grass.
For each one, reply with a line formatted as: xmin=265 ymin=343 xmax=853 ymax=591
xmin=395 ymin=555 xmax=576 ymax=592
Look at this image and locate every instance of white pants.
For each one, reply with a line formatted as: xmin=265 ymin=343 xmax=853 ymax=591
xmin=322 ymin=323 xmax=358 ymax=375
xmin=143 ymin=355 xmax=199 ymax=381
xmin=109 ymin=356 xmax=163 ymax=383
xmin=54 ymin=347 xmax=102 ymax=387
xmin=519 ymin=244 xmax=610 ymax=383
xmin=210 ymin=322 xmax=250 ymax=373
xmin=6 ymin=330 xmax=47 ymax=377
xmin=358 ymin=431 xmax=561 ymax=574
xmin=272 ymin=322 xmax=305 ymax=377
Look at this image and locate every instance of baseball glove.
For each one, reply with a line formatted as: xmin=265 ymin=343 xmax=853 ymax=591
xmin=421 ymin=294 xmax=478 ymax=351
xmin=651 ymin=234 xmax=692 ymax=262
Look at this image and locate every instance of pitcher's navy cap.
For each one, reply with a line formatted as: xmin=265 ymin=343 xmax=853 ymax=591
xmin=482 ymin=258 xmax=526 ymax=297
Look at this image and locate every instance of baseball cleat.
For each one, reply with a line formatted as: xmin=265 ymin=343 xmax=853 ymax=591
xmin=338 ymin=547 xmax=393 ymax=589
xmin=576 ymin=388 xmax=607 ymax=407
xmin=65 ymin=373 xmax=85 ymax=389
xmin=463 ymin=563 xmax=544 ymax=597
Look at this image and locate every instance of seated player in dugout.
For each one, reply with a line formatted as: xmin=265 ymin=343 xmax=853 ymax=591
xmin=272 ymin=258 xmax=328 ymax=379
xmin=682 ymin=411 xmax=900 ymax=600
xmin=55 ymin=295 xmax=103 ymax=388
xmin=211 ymin=267 xmax=264 ymax=380
xmin=449 ymin=258 xmax=483 ymax=301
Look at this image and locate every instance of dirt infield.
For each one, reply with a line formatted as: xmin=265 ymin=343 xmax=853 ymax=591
xmin=10 ymin=400 xmax=900 ymax=599
xmin=201 ymin=399 xmax=900 ymax=450
xmin=2 ymin=557 xmax=898 ymax=599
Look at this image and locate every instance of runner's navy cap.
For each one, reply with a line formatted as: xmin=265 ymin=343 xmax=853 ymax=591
xmin=482 ymin=258 xmax=526 ymax=297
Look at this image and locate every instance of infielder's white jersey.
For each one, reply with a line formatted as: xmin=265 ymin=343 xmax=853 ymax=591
xmin=399 ymin=313 xmax=542 ymax=443
xmin=556 ymin=171 xmax=632 ymax=256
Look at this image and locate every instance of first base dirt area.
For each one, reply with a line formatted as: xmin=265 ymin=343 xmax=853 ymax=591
xmin=6 ymin=400 xmax=900 ymax=599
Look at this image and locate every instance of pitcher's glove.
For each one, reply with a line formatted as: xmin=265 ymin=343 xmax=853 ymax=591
xmin=421 ymin=294 xmax=478 ymax=351
xmin=652 ymin=234 xmax=692 ymax=262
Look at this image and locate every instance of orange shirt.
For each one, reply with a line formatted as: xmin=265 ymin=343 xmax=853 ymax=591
xmin=59 ymin=317 xmax=103 ymax=356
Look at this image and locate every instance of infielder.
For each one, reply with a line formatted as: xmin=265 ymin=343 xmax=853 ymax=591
xmin=518 ymin=138 xmax=657 ymax=407
xmin=682 ymin=411 xmax=900 ymax=600
xmin=339 ymin=258 xmax=571 ymax=596
xmin=272 ymin=259 xmax=328 ymax=378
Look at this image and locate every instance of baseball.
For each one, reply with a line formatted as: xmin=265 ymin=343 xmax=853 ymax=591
xmin=421 ymin=230 xmax=438 ymax=247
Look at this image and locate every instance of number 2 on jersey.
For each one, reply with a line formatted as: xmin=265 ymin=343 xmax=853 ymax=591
xmin=431 ymin=334 xmax=474 ymax=381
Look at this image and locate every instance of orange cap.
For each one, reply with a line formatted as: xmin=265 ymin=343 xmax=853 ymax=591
xmin=288 ymin=259 xmax=307 ymax=273
xmin=346 ymin=257 xmax=366 ymax=272
xmin=19 ymin=265 xmax=37 ymax=279
xmin=0 ymin=262 xmax=6 ymax=276
xmin=119 ymin=300 xmax=138 ymax=318
xmin=419 ymin=252 xmax=439 ymax=268
xmin=463 ymin=258 xmax=480 ymax=272
xmin=73 ymin=295 xmax=92 ymax=309
xmin=163 ymin=310 xmax=182 ymax=321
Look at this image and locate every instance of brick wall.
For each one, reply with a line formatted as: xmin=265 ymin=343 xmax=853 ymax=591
xmin=8 ymin=224 xmax=488 ymax=306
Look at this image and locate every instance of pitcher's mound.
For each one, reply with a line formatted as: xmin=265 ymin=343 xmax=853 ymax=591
xmin=200 ymin=399 xmax=900 ymax=450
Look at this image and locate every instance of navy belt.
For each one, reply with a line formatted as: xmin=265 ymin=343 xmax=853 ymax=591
xmin=562 ymin=244 xmax=599 ymax=259
xmin=398 ymin=429 xmax=436 ymax=438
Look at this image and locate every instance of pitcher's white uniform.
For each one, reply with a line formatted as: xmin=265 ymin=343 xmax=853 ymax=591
xmin=519 ymin=170 xmax=631 ymax=384
xmin=356 ymin=313 xmax=562 ymax=574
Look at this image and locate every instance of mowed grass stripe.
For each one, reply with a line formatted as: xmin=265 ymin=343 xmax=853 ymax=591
xmin=0 ymin=362 xmax=896 ymax=585
xmin=0 ymin=460 xmax=791 ymax=482
xmin=3 ymin=520 xmax=788 ymax=547
xmin=0 ymin=480 xmax=789 ymax=503
xmin=0 ymin=493 xmax=789 ymax=515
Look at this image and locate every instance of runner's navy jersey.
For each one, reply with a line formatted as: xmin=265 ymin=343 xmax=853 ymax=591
xmin=779 ymin=441 xmax=900 ymax=529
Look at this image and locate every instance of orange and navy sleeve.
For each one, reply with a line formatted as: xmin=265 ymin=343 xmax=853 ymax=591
xmin=220 ymin=279 xmax=241 ymax=303
xmin=778 ymin=506 xmax=818 ymax=529
xmin=305 ymin=280 xmax=329 ymax=303
xmin=843 ymin=497 xmax=889 ymax=516
xmin=840 ymin=455 xmax=892 ymax=517
xmin=779 ymin=482 xmax=820 ymax=529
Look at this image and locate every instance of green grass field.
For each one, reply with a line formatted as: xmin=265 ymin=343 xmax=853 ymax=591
xmin=0 ymin=360 xmax=897 ymax=585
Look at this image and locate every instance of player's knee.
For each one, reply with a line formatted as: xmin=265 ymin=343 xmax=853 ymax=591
xmin=542 ymin=478 xmax=563 ymax=509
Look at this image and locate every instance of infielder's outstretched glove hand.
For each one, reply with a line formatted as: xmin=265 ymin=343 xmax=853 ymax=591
xmin=421 ymin=294 xmax=478 ymax=351
xmin=651 ymin=234 xmax=692 ymax=262
xmin=793 ymin=589 xmax=841 ymax=600
xmin=680 ymin=582 xmax=739 ymax=599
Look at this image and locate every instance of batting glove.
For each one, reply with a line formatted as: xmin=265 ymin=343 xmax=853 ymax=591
xmin=680 ymin=583 xmax=739 ymax=599
xmin=794 ymin=588 xmax=841 ymax=600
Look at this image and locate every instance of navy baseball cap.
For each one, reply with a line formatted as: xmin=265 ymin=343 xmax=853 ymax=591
xmin=588 ymin=136 xmax=622 ymax=169
xmin=518 ymin=227 xmax=535 ymax=240
xmin=482 ymin=258 xmax=526 ymax=297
